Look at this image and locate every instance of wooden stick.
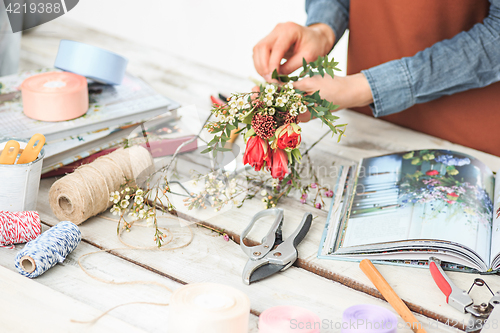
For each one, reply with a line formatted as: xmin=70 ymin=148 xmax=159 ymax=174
xmin=360 ymin=259 xmax=427 ymax=333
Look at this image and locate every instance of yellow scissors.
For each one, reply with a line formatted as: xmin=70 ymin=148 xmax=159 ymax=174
xmin=0 ymin=134 xmax=45 ymax=164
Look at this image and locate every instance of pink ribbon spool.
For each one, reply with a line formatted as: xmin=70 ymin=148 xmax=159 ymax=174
xmin=0 ymin=211 xmax=41 ymax=249
xmin=21 ymin=72 xmax=89 ymax=121
xmin=259 ymin=306 xmax=320 ymax=333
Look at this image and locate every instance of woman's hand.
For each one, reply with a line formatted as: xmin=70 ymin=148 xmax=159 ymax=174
xmin=294 ymin=73 xmax=374 ymax=122
xmin=253 ymin=22 xmax=335 ymax=81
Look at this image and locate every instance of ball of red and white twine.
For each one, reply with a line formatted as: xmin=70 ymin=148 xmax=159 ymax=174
xmin=0 ymin=211 xmax=41 ymax=249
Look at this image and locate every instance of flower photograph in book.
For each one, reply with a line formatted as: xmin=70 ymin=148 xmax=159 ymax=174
xmin=398 ymin=150 xmax=493 ymax=226
xmin=203 ymin=56 xmax=347 ymax=187
xmin=344 ymin=149 xmax=494 ymax=256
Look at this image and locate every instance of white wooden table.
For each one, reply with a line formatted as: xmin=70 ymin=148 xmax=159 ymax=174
xmin=2 ymin=18 xmax=500 ymax=332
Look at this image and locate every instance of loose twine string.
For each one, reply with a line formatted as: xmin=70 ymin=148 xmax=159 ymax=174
xmin=46 ymin=146 xmax=194 ymax=324
xmin=50 ymin=115 xmax=222 ymax=324
xmin=71 ymin=216 xmax=194 ymax=324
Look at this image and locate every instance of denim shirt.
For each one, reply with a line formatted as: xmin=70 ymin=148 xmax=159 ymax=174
xmin=305 ymin=0 xmax=500 ymax=118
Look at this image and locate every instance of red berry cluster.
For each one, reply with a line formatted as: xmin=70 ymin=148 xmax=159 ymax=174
xmin=251 ymin=113 xmax=277 ymax=139
xmin=252 ymin=100 xmax=265 ymax=109
xmin=284 ymin=112 xmax=298 ymax=125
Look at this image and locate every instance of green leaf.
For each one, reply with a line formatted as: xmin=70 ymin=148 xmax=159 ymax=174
xmin=226 ymin=124 xmax=236 ymax=131
xmin=291 ymin=149 xmax=302 ymax=163
xmin=244 ymin=128 xmax=255 ymax=139
xmin=325 ymin=67 xmax=334 ymax=78
xmin=314 ymin=55 xmax=322 ymax=67
xmin=210 ymin=127 xmax=223 ymax=134
xmin=310 ymin=91 xmax=321 ymax=102
xmin=217 ymin=148 xmax=232 ymax=152
xmin=286 ymin=150 xmax=293 ymax=164
xmin=271 ymin=69 xmax=279 ymax=80
xmin=278 ymin=75 xmax=290 ymax=83
xmin=309 ymin=107 xmax=318 ymax=118
xmin=302 ymin=58 xmax=307 ymax=70
xmin=303 ymin=96 xmax=315 ymax=103
xmin=321 ymin=100 xmax=332 ymax=108
xmin=235 ymin=127 xmax=246 ymax=134
xmin=241 ymin=111 xmax=254 ymax=124
xmin=208 ymin=136 xmax=219 ymax=146
xmin=200 ymin=147 xmax=212 ymax=154
xmin=337 ymin=131 xmax=344 ymax=142
xmin=318 ymin=64 xmax=324 ymax=77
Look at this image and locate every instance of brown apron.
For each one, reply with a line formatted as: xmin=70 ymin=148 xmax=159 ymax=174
xmin=347 ymin=0 xmax=500 ymax=156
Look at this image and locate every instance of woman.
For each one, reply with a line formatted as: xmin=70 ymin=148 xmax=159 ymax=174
xmin=253 ymin=0 xmax=500 ymax=155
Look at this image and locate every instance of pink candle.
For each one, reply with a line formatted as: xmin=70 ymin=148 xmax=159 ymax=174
xmin=259 ymin=306 xmax=320 ymax=333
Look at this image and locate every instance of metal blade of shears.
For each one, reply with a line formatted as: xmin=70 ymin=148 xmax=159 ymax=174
xmin=248 ymin=263 xmax=287 ymax=284
xmin=292 ymin=213 xmax=313 ymax=247
xmin=243 ymin=257 xmax=285 ymax=285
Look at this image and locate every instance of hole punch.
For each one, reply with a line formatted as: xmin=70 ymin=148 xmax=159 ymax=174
xmin=467 ymin=278 xmax=495 ymax=296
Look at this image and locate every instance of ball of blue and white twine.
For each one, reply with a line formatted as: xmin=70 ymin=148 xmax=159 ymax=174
xmin=15 ymin=221 xmax=81 ymax=278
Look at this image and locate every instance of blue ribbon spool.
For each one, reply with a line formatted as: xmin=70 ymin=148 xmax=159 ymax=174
xmin=55 ymin=40 xmax=128 ymax=85
xmin=15 ymin=221 xmax=82 ymax=278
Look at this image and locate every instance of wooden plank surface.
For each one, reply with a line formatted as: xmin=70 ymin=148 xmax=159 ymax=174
xmin=34 ymin=178 xmax=459 ymax=333
xmin=0 ymin=265 xmax=148 ymax=333
xmin=11 ymin=17 xmax=500 ymax=332
xmin=0 ymin=223 xmax=261 ymax=332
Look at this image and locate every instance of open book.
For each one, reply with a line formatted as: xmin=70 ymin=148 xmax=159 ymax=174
xmin=318 ymin=149 xmax=500 ymax=273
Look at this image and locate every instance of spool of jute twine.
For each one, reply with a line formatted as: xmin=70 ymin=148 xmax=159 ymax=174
xmin=49 ymin=146 xmax=154 ymax=224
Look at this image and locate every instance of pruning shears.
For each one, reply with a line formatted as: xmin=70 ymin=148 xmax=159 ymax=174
xmin=240 ymin=208 xmax=312 ymax=285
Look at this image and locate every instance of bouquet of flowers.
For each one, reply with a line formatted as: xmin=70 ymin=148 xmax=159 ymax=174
xmin=203 ymin=56 xmax=346 ymax=185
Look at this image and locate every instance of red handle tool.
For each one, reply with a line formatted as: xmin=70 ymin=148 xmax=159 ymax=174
xmin=429 ymin=257 xmax=473 ymax=313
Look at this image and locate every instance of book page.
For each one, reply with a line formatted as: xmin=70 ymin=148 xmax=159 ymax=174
xmin=340 ymin=149 xmax=494 ymax=265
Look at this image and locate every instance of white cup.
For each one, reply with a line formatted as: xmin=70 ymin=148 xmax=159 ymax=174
xmin=0 ymin=138 xmax=45 ymax=211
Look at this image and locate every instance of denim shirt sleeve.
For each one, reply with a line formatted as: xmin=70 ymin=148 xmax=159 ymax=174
xmin=305 ymin=0 xmax=350 ymax=46
xmin=362 ymin=0 xmax=500 ymax=117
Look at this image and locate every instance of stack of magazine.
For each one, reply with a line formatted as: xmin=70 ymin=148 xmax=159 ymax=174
xmin=0 ymin=69 xmax=180 ymax=173
xmin=319 ymin=149 xmax=500 ymax=273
